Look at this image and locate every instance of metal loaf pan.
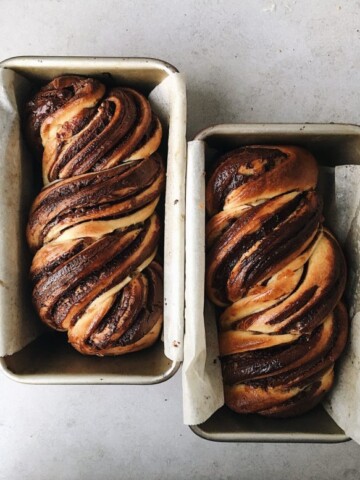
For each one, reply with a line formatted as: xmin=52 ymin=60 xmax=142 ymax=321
xmin=191 ymin=123 xmax=354 ymax=442
xmin=0 ymin=56 xmax=185 ymax=385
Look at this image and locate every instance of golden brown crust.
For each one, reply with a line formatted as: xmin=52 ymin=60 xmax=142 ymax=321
xmin=68 ymin=261 xmax=163 ymax=356
xmin=27 ymin=153 xmax=165 ymax=252
xmin=206 ymin=190 xmax=323 ymax=306
xmin=205 ymin=145 xmax=348 ymax=417
xmin=26 ymin=77 xmax=165 ymax=356
xmin=206 ymin=145 xmax=318 ymax=217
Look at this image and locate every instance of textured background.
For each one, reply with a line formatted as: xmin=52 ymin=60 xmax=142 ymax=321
xmin=1 ymin=0 xmax=360 ymax=479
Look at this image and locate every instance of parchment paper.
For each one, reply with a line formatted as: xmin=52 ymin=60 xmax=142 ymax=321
xmin=183 ymin=142 xmax=360 ymax=444
xmin=323 ymin=165 xmax=360 ymax=444
xmin=182 ymin=140 xmax=224 ymax=425
xmin=0 ymin=68 xmax=187 ymax=362
xmin=0 ymin=68 xmax=43 ymax=356
xmin=149 ymin=73 xmax=187 ymax=363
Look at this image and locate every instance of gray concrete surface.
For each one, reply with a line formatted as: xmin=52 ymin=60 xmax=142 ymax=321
xmin=1 ymin=0 xmax=360 ymax=479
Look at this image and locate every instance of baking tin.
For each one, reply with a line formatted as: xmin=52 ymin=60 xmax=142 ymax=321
xmin=0 ymin=56 xmax=185 ymax=384
xmin=190 ymin=123 xmax=354 ymax=442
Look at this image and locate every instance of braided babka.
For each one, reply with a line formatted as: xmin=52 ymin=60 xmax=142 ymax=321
xmin=25 ymin=76 xmax=165 ymax=356
xmin=205 ymin=145 xmax=348 ymax=417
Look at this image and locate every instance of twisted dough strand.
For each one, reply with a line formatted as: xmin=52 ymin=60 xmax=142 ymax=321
xmin=206 ymin=145 xmax=348 ymax=417
xmin=26 ymin=76 xmax=165 ymax=355
xmin=26 ymin=76 xmax=162 ymax=184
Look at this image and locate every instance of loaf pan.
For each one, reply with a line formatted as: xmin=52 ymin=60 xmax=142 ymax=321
xmin=190 ymin=123 xmax=353 ymax=442
xmin=0 ymin=56 xmax=185 ymax=384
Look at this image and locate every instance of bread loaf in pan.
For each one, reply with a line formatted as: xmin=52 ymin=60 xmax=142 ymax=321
xmin=25 ymin=75 xmax=165 ymax=356
xmin=205 ymin=145 xmax=348 ymax=418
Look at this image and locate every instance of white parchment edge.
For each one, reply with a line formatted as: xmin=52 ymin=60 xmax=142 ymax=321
xmin=182 ymin=140 xmax=224 ymax=425
xmin=150 ymin=73 xmax=187 ymax=363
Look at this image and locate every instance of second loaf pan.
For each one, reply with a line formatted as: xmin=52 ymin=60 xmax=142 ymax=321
xmin=187 ymin=123 xmax=352 ymax=442
xmin=0 ymin=56 xmax=186 ymax=384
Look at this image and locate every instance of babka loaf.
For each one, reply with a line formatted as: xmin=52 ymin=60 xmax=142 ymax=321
xmin=205 ymin=145 xmax=348 ymax=417
xmin=25 ymin=76 xmax=165 ymax=356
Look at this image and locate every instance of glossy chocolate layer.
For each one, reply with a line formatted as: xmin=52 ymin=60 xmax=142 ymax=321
xmin=68 ymin=261 xmax=163 ymax=356
xmin=25 ymin=76 xmax=162 ymax=184
xmin=206 ymin=145 xmax=348 ymax=417
xmin=26 ymin=76 xmax=106 ymax=155
xmin=206 ymin=145 xmax=318 ymax=216
xmin=206 ymin=190 xmax=322 ymax=305
xmin=27 ymin=153 xmax=165 ymax=251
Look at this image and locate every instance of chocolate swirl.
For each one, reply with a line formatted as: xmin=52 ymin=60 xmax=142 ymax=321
xmin=206 ymin=145 xmax=348 ymax=417
xmin=26 ymin=77 xmax=165 ymax=356
xmin=25 ymin=76 xmax=162 ymax=185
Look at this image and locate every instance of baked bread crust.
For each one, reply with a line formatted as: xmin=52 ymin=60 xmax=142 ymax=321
xmin=26 ymin=76 xmax=162 ymax=185
xmin=205 ymin=145 xmax=348 ymax=417
xmin=26 ymin=76 xmax=165 ymax=356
